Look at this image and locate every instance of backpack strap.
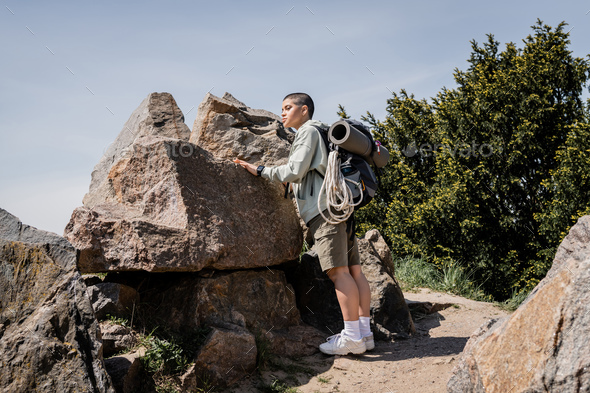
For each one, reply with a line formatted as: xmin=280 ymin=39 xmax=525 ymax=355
xmin=310 ymin=125 xmax=331 ymax=178
xmin=346 ymin=212 xmax=356 ymax=241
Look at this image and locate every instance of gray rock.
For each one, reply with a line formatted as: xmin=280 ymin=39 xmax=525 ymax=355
xmin=446 ymin=318 xmax=501 ymax=393
xmin=283 ymin=250 xmax=344 ymax=335
xmin=363 ymin=229 xmax=395 ymax=277
xmin=116 ymin=268 xmax=324 ymax=360
xmin=545 ymin=215 xmax=590 ymax=284
xmin=358 ymin=230 xmax=415 ymax=339
xmin=84 ymin=92 xmax=190 ymax=208
xmin=448 ymin=215 xmax=590 ymax=392
xmin=190 ymin=92 xmax=294 ymax=166
xmin=266 ymin=325 xmax=325 ymax=358
xmin=88 ymin=283 xmax=139 ymax=320
xmin=181 ymin=326 xmax=257 ymax=390
xmin=0 ymin=208 xmax=114 ymax=393
xmin=100 ymin=322 xmax=137 ymax=357
xmin=406 ymin=299 xmax=455 ymax=316
xmin=104 ymin=349 xmax=149 ymax=393
xmin=84 ymin=274 xmax=104 ymax=287
xmin=140 ymin=269 xmax=301 ymax=333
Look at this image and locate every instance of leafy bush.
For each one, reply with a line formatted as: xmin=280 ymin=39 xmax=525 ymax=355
xmin=356 ymin=20 xmax=590 ymax=300
xmin=141 ymin=334 xmax=188 ymax=375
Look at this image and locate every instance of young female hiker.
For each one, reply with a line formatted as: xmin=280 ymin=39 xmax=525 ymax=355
xmin=234 ymin=92 xmax=373 ymax=355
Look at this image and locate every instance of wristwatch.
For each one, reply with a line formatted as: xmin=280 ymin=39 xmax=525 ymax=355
xmin=256 ymin=165 xmax=265 ymax=177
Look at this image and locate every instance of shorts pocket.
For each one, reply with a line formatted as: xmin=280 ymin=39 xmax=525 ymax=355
xmin=313 ymin=222 xmax=340 ymax=241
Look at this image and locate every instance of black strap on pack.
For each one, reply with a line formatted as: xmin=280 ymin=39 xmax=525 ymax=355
xmin=346 ymin=212 xmax=356 ymax=241
xmin=284 ymin=182 xmax=290 ymax=199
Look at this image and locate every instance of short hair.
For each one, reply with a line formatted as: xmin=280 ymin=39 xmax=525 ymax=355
xmin=283 ymin=92 xmax=315 ymax=119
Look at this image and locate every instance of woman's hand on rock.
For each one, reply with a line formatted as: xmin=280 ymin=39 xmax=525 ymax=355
xmin=233 ymin=158 xmax=258 ymax=176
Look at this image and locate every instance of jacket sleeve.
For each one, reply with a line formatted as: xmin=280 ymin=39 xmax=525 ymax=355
xmin=261 ymin=126 xmax=319 ymax=183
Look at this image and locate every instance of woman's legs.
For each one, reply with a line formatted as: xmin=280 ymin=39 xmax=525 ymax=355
xmin=349 ymin=264 xmax=371 ymax=318
xmin=327 ymin=266 xmax=360 ymax=321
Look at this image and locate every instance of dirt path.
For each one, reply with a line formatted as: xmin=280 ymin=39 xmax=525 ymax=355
xmin=231 ymin=288 xmax=509 ymax=393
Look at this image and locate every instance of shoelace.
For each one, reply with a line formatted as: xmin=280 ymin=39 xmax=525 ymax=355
xmin=325 ymin=333 xmax=341 ymax=343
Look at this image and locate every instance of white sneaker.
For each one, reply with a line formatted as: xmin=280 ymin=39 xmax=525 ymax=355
xmin=363 ymin=333 xmax=375 ymax=351
xmin=319 ymin=333 xmax=366 ymax=355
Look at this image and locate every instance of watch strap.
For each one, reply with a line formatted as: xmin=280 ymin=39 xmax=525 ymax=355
xmin=256 ymin=165 xmax=265 ymax=177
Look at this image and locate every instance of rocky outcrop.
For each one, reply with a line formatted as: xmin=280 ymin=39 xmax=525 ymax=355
xmin=448 ymin=215 xmax=590 ymax=393
xmin=548 ymin=214 xmax=590 ymax=280
xmin=100 ymin=322 xmax=137 ymax=358
xmin=181 ymin=326 xmax=257 ymax=390
xmin=84 ymin=92 xmax=190 ymax=209
xmin=104 ymin=349 xmax=150 ymax=393
xmin=284 ymin=229 xmax=415 ymax=339
xmin=58 ymin=91 xmax=422 ymax=391
xmin=266 ymin=324 xmax=326 ymax=357
xmin=88 ymin=283 xmax=139 ymax=320
xmin=362 ymin=229 xmax=395 ymax=277
xmin=93 ymin=267 xmax=324 ymax=387
xmin=65 ymin=93 xmax=302 ymax=273
xmin=190 ymin=92 xmax=294 ymax=165
xmin=0 ymin=208 xmax=114 ymax=393
xmin=359 ymin=230 xmax=416 ymax=339
xmin=128 ymin=268 xmax=323 ymax=357
xmin=284 ymin=250 xmax=343 ymax=335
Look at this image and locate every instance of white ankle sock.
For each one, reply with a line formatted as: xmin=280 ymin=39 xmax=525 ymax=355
xmin=343 ymin=320 xmax=361 ymax=341
xmin=359 ymin=316 xmax=371 ymax=337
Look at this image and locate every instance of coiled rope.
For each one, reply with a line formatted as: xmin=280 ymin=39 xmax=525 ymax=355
xmin=317 ymin=150 xmax=363 ymax=224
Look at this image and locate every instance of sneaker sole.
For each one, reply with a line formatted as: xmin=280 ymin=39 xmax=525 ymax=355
xmin=319 ymin=344 xmax=366 ymax=356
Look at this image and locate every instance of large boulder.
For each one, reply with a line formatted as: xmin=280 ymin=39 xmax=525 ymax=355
xmin=447 ymin=215 xmax=590 ymax=393
xmin=103 ymin=349 xmax=151 ymax=393
xmin=180 ymin=326 xmax=257 ymax=390
xmin=144 ymin=269 xmax=301 ymax=332
xmin=265 ymin=324 xmax=326 ymax=358
xmin=284 ymin=229 xmax=415 ymax=339
xmin=88 ymin=283 xmax=140 ymax=320
xmin=0 ymin=208 xmax=114 ymax=393
xmin=190 ymin=92 xmax=294 ymax=165
xmin=84 ymin=92 xmax=191 ymax=208
xmin=65 ymin=93 xmax=302 ymax=273
xmin=283 ymin=250 xmax=343 ymax=335
xmin=104 ymin=268 xmax=324 ymax=358
xmin=100 ymin=322 xmax=137 ymax=358
xmin=359 ymin=229 xmax=416 ymax=339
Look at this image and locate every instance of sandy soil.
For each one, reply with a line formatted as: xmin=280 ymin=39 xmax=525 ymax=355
xmin=230 ymin=288 xmax=510 ymax=393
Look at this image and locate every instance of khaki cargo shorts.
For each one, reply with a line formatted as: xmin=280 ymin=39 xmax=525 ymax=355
xmin=307 ymin=213 xmax=360 ymax=272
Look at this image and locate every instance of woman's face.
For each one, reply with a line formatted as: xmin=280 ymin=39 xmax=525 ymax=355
xmin=281 ymin=99 xmax=309 ymax=130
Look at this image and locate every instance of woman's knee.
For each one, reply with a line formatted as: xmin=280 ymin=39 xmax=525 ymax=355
xmin=348 ymin=265 xmax=364 ymax=279
xmin=326 ymin=266 xmax=350 ymax=281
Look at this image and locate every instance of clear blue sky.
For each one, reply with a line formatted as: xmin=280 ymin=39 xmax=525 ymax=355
xmin=1 ymin=0 xmax=589 ymax=235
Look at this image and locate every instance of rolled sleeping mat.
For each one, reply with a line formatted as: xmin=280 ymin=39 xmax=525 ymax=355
xmin=328 ymin=120 xmax=390 ymax=168
xmin=328 ymin=120 xmax=373 ymax=157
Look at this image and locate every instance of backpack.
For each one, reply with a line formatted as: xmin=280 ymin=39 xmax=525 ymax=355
xmin=313 ymin=119 xmax=379 ymax=210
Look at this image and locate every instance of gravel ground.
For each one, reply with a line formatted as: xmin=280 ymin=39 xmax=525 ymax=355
xmin=230 ymin=288 xmax=509 ymax=393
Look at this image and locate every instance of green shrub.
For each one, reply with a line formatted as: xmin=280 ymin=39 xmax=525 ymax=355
xmin=499 ymin=288 xmax=532 ymax=312
xmin=394 ymin=256 xmax=441 ymax=289
xmin=141 ymin=334 xmax=188 ymax=375
xmin=394 ymin=256 xmax=490 ymax=301
xmin=356 ymin=20 xmax=590 ymax=300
